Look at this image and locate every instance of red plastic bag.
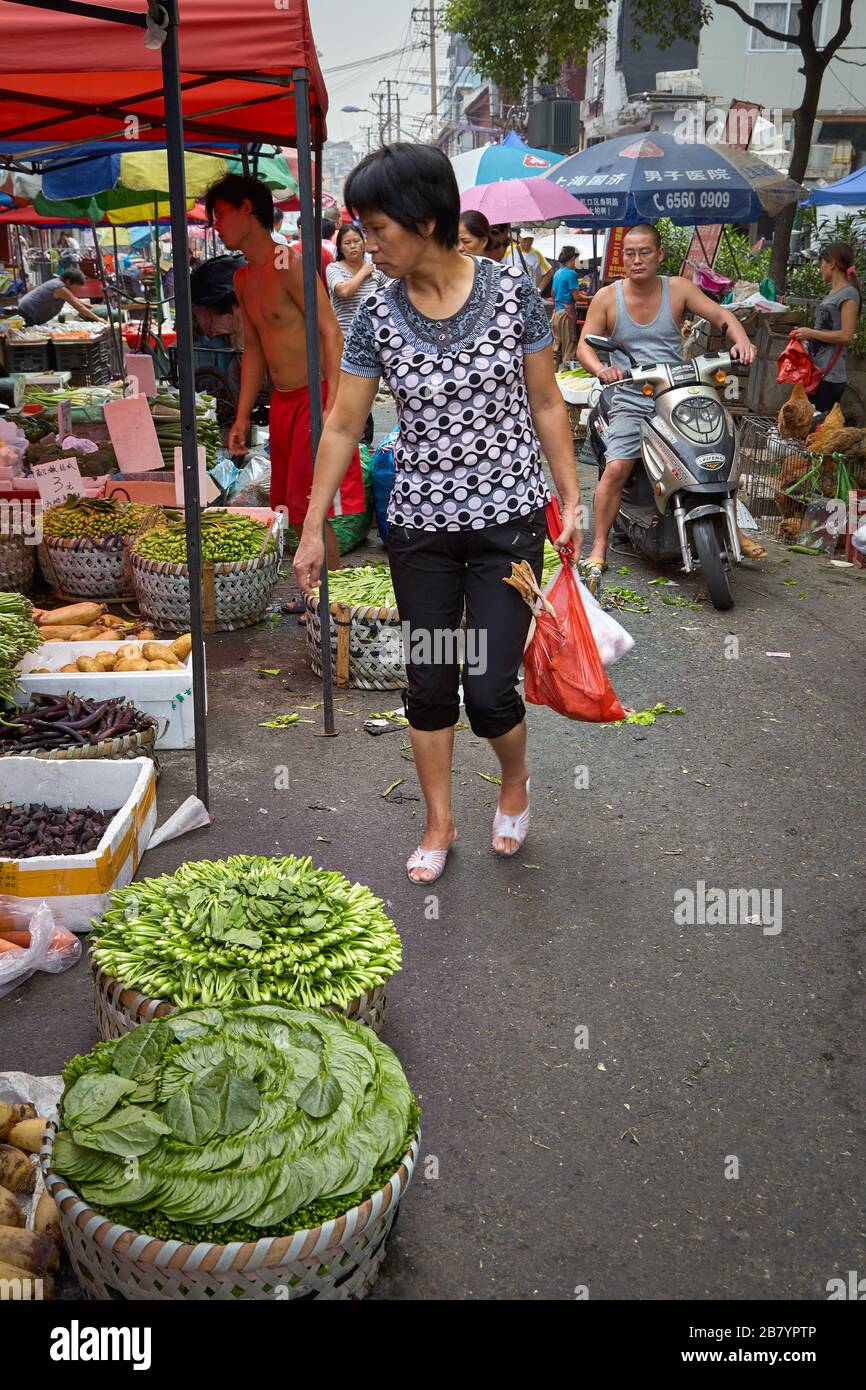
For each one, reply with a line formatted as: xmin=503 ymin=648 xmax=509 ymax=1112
xmin=776 ymin=334 xmax=820 ymax=392
xmin=524 ymin=500 xmax=626 ymax=722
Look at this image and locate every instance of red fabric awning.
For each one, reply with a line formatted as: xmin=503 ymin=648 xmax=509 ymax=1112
xmin=0 ymin=203 xmax=208 ymax=226
xmin=0 ymin=0 xmax=327 ymax=149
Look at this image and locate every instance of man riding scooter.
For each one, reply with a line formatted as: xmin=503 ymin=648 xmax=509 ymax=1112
xmin=576 ymin=224 xmax=757 ymax=593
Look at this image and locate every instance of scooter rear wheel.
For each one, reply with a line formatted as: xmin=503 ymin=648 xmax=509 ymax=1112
xmin=691 ymin=515 xmax=733 ymax=611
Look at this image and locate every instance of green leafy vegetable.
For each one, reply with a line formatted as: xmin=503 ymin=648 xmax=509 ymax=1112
xmin=55 ymin=1004 xmax=418 ymax=1232
xmin=91 ymin=855 xmax=402 ymax=1013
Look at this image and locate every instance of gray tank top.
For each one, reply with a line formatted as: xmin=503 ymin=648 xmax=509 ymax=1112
xmin=18 ymin=277 xmax=64 ymax=326
xmin=611 ymin=276 xmax=684 ymax=371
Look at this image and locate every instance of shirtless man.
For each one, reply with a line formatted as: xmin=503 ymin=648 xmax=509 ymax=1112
xmin=576 ymin=224 xmax=757 ymax=591
xmin=205 ymin=175 xmax=364 ymax=568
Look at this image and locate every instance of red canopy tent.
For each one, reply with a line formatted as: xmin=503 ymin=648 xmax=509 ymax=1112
xmin=0 ymin=1 xmax=334 ymax=799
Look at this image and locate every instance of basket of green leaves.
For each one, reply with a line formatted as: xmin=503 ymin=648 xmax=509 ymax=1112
xmin=130 ymin=511 xmax=281 ymax=632
xmin=41 ymin=1002 xmax=419 ymax=1301
xmin=89 ymin=854 xmax=401 ymax=1039
xmin=305 ymin=564 xmax=405 ymax=690
xmin=38 ymin=497 xmax=161 ymax=600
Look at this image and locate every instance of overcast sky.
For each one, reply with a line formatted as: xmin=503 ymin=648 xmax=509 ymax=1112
xmin=310 ymin=0 xmax=447 ymax=150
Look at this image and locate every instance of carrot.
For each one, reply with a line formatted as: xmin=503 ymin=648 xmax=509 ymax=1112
xmin=0 ymin=941 xmax=24 ymax=955
xmin=0 ymin=932 xmax=30 ymax=948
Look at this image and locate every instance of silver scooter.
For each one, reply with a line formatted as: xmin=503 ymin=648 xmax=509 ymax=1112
xmin=584 ymin=334 xmax=743 ymax=610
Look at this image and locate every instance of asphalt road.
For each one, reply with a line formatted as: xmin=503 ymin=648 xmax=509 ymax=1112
xmin=3 ymin=438 xmax=864 ymax=1301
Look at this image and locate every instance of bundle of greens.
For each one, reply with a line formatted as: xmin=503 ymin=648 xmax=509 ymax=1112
xmin=54 ymin=1003 xmax=419 ymax=1241
xmin=42 ymin=497 xmax=155 ymax=541
xmin=91 ymin=854 xmax=402 ymax=1011
xmin=317 ymin=564 xmax=397 ymax=608
xmin=150 ymin=392 xmax=221 ymax=469
xmin=0 ymin=591 xmax=42 ymax=704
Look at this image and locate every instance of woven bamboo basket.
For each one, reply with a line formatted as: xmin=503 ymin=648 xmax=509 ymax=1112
xmin=37 ymin=534 xmax=136 ymax=600
xmin=90 ymin=959 xmax=389 ymax=1041
xmin=305 ymin=593 xmax=405 ymax=690
xmin=0 ymin=723 xmax=157 ymax=762
xmin=0 ymin=533 xmax=37 ymax=592
xmin=40 ymin=1119 xmax=418 ymax=1301
xmin=131 ymin=522 xmax=282 ymax=633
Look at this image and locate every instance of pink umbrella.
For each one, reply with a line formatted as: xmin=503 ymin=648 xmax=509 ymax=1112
xmin=460 ymin=178 xmax=590 ymax=225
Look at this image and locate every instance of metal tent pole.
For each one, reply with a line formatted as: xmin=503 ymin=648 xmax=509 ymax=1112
xmin=294 ymin=74 xmax=336 ymax=738
xmin=161 ymin=0 xmax=209 ymax=803
xmin=89 ymin=220 xmax=124 ymax=381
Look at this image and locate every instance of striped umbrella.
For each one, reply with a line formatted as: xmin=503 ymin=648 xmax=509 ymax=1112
xmin=450 ymin=140 xmax=562 ymax=194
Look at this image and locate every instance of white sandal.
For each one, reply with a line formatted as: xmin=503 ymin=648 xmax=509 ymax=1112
xmin=492 ymin=778 xmax=530 ymax=857
xmin=406 ymin=835 xmax=456 ymax=884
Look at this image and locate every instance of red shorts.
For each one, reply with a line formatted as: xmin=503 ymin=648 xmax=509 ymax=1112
xmin=268 ymin=382 xmax=365 ymax=528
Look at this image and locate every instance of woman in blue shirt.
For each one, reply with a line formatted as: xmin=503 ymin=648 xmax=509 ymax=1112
xmin=550 ymin=246 xmax=582 ymax=367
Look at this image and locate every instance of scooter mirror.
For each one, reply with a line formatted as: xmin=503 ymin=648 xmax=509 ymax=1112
xmin=585 ymin=334 xmax=638 ymax=365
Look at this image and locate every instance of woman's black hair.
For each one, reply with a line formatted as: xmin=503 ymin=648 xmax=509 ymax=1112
xmin=819 ymin=240 xmax=862 ymax=311
xmin=335 ymin=223 xmax=364 ymax=262
xmin=61 ymin=267 xmax=86 ymax=286
xmin=558 ymin=245 xmax=577 ymax=265
xmin=344 ymin=143 xmax=460 ymax=249
xmin=203 ymin=174 xmax=274 ymax=232
xmin=459 ymin=209 xmax=492 ymax=251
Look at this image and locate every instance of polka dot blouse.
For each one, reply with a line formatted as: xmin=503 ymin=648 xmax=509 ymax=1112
xmin=342 ymin=258 xmax=553 ymax=532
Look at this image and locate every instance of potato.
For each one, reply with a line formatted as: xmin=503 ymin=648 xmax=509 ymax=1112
xmin=39 ymin=602 xmax=104 ymax=627
xmin=7 ymin=1119 xmax=46 ymax=1155
xmin=172 ymin=633 xmax=192 ymax=660
xmin=75 ymin=656 xmax=102 ymax=673
xmin=0 ymin=1146 xmax=35 ymax=1194
xmin=0 ymin=1104 xmax=14 ymax=1141
xmin=33 ymin=1192 xmax=62 ymax=1249
xmin=28 ymin=668 xmax=51 ymax=674
xmin=94 ymin=652 xmax=117 ymax=670
xmin=142 ymin=642 xmax=178 ymax=664
xmin=147 ymin=660 xmax=171 ymax=670
xmin=35 ymin=625 xmax=80 ymax=641
xmin=135 ymin=627 xmax=156 ymax=640
xmin=0 ymin=1187 xmax=23 ymax=1229
xmin=115 ymin=658 xmax=149 ymax=672
xmin=67 ymin=625 xmax=109 ymax=641
xmin=0 ymin=1226 xmax=59 ymax=1275
xmin=116 ymin=643 xmax=141 ymax=660
xmin=59 ymin=663 xmax=79 ymax=673
xmin=13 ymin=1105 xmax=36 ymax=1124
xmin=0 ymin=1259 xmax=53 ymax=1299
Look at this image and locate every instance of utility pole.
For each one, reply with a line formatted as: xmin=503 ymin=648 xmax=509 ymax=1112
xmin=429 ymin=0 xmax=438 ymax=143
xmin=378 ymin=80 xmax=402 ymax=142
xmin=371 ymin=90 xmax=385 ymax=145
xmin=386 ymin=80 xmax=393 ymax=144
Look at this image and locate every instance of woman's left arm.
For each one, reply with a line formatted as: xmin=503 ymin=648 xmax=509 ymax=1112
xmin=524 ymin=345 xmax=583 ymax=551
xmin=792 ymin=298 xmax=859 ymax=345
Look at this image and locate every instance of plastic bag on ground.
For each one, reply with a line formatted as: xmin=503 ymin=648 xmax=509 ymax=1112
xmin=0 ymin=900 xmax=81 ymax=1000
xmin=525 ymin=559 xmax=627 ymax=722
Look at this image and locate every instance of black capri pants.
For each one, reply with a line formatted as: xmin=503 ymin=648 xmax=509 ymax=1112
xmin=387 ymin=507 xmax=546 ymax=739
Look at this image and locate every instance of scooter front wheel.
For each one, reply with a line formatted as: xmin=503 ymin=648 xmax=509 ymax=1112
xmin=691 ymin=515 xmax=733 ymax=611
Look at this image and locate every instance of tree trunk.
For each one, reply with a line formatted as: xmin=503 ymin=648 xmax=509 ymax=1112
xmin=770 ymin=67 xmax=823 ymax=295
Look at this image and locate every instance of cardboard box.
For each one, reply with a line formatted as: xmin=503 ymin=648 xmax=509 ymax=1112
xmin=0 ymin=756 xmax=157 ymax=931
xmin=16 ymin=641 xmax=202 ymax=750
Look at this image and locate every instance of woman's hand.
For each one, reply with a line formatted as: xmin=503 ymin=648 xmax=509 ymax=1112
xmin=293 ymin=526 xmax=325 ymax=594
xmin=358 ymin=260 xmax=375 ymax=282
xmin=554 ymin=499 xmax=584 ymax=558
xmin=790 ymin=326 xmax=813 ymax=342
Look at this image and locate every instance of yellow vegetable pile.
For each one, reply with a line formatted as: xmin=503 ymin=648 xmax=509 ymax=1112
xmin=0 ymin=1100 xmax=61 ymax=1300
xmin=30 ymin=633 xmax=192 ymax=675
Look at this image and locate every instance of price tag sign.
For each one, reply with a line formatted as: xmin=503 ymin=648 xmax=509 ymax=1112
xmin=31 ymin=456 xmax=87 ymax=505
xmin=174 ymin=446 xmax=218 ymax=507
xmin=56 ymin=398 xmax=72 ymax=442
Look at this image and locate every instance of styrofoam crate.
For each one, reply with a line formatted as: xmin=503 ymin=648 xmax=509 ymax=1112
xmin=16 ymin=641 xmax=203 ymax=750
xmin=0 ymin=756 xmax=157 ymax=932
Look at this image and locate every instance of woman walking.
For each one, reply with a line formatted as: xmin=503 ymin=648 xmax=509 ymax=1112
xmin=294 ymin=143 xmax=582 ymax=884
xmin=790 ymin=240 xmax=862 ymax=415
xmin=327 ymin=224 xmax=390 ymax=445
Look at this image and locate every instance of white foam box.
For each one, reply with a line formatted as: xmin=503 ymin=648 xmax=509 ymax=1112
xmin=16 ymin=641 xmax=204 ymax=750
xmin=0 ymin=756 xmax=157 ymax=932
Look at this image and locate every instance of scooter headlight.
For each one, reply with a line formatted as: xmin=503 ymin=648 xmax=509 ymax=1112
xmin=671 ymin=397 xmax=725 ymax=445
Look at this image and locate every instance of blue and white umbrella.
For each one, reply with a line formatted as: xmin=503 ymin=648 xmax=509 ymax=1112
xmin=450 ymin=139 xmax=562 ymax=194
xmin=544 ymin=133 xmax=806 ymax=225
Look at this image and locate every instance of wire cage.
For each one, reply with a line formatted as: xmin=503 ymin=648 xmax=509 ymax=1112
xmin=738 ymin=417 xmax=823 ymax=544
